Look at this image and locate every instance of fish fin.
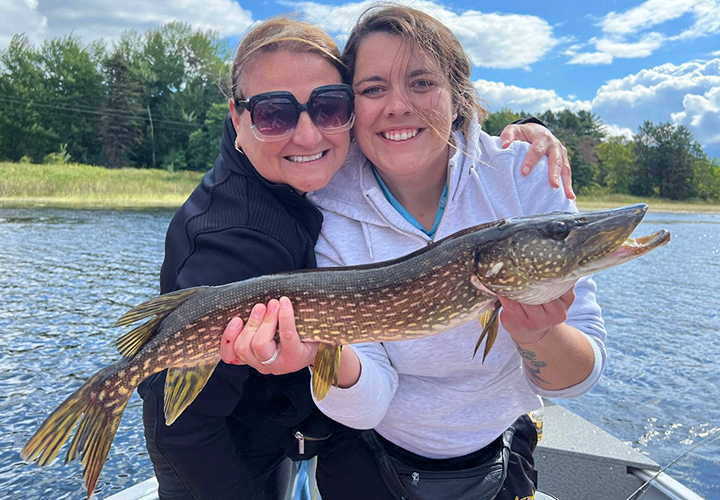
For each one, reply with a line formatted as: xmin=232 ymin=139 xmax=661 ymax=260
xmin=473 ymin=302 xmax=501 ymax=363
xmin=21 ymin=364 xmax=132 ymax=498
xmin=312 ymin=344 xmax=341 ymax=402
xmin=114 ymin=287 xmax=207 ymax=327
xmin=163 ymin=361 xmax=218 ymax=426
xmin=115 ymin=314 xmax=164 ymax=358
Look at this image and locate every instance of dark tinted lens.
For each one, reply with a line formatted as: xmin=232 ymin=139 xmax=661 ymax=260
xmin=252 ymin=97 xmax=297 ymax=136
xmin=311 ymin=91 xmax=352 ymax=129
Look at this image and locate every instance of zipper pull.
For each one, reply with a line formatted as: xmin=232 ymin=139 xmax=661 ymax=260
xmin=295 ymin=431 xmax=305 ymax=455
xmin=411 ymin=472 xmax=419 ymax=486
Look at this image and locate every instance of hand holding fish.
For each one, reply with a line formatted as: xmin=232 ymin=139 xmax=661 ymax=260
xmin=497 ymin=289 xmax=575 ymax=345
xmin=220 ymin=297 xmax=364 ymax=387
xmin=497 ymin=289 xmax=596 ymax=389
xmin=220 ymin=297 xmax=320 ymax=375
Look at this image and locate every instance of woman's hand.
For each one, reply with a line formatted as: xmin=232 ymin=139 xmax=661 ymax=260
xmin=497 ymin=289 xmax=576 ymax=345
xmin=219 ymin=296 xmax=319 ymax=375
xmin=499 ymin=122 xmax=574 ymax=199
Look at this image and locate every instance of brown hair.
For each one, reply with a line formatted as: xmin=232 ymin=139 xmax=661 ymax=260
xmin=342 ymin=3 xmax=487 ymax=137
xmin=231 ymin=17 xmax=345 ymax=105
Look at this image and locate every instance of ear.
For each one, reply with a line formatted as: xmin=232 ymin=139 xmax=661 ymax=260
xmin=228 ymin=98 xmax=241 ymax=129
xmin=228 ymin=99 xmax=243 ymax=148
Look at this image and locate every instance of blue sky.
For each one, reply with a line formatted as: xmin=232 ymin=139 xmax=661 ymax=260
xmin=2 ymin=0 xmax=719 ymax=158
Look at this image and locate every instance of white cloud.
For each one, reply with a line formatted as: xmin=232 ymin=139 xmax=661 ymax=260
xmin=595 ymin=32 xmax=665 ymax=58
xmin=567 ymin=51 xmax=613 ymax=65
xmin=671 ymin=0 xmax=720 ymax=40
xmin=602 ymin=123 xmax=634 ymax=140
xmin=600 ymin=0 xmax=699 ymax=35
xmin=285 ymin=0 xmax=560 ymax=69
xmin=0 ymin=0 xmax=254 ymax=49
xmin=569 ymin=0 xmax=720 ymax=65
xmin=474 ymin=79 xmax=591 ymax=114
xmin=0 ymin=0 xmax=48 ymax=47
xmin=474 ymin=58 xmax=720 ymax=155
xmin=591 ymin=58 xmax=720 ymax=149
xmin=671 ymin=86 xmax=720 ymax=143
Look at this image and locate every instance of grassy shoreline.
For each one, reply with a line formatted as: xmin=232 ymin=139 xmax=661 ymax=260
xmin=0 ymin=162 xmax=203 ymax=209
xmin=2 ymin=162 xmax=719 ymax=212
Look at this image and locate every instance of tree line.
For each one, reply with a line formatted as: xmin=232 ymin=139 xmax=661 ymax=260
xmin=0 ymin=23 xmax=230 ymax=171
xmin=2 ymin=23 xmax=719 ymax=200
xmin=484 ymin=109 xmax=720 ymax=200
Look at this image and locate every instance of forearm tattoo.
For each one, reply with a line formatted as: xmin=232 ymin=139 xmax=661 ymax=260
xmin=515 ymin=344 xmax=549 ymax=385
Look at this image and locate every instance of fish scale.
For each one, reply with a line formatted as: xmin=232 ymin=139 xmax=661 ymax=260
xmin=21 ymin=204 xmax=670 ymax=498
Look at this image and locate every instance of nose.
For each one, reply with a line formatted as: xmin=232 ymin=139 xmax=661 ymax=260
xmin=291 ymin=111 xmax=324 ymax=148
xmin=385 ymin=87 xmax=412 ymax=117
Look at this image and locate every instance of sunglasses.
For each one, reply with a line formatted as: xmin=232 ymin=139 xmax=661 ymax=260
xmin=236 ymin=84 xmax=355 ymax=142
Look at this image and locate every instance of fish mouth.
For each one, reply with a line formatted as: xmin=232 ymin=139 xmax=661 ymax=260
xmin=579 ymin=229 xmax=671 ymax=274
xmin=610 ymin=229 xmax=671 ymax=259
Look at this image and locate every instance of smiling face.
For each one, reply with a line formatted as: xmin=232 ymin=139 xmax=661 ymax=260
xmin=351 ymin=33 xmax=455 ymax=185
xmin=229 ymin=50 xmax=351 ymax=194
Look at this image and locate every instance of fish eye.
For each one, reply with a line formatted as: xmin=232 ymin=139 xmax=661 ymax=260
xmin=547 ymin=221 xmax=569 ymax=240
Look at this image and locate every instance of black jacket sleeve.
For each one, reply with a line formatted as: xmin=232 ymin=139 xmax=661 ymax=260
xmin=143 ymin=227 xmax=299 ymax=500
xmin=511 ymin=116 xmax=547 ymax=127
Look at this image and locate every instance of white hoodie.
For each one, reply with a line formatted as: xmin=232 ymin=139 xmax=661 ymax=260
xmin=306 ymin=122 xmax=607 ymax=459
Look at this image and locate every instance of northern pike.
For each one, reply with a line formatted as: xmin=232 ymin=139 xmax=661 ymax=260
xmin=21 ymin=204 xmax=670 ymax=496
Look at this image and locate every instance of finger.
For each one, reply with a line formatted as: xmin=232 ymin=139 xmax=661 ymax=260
xmin=277 ymin=297 xmax=316 ymax=368
xmin=499 ymin=125 xmax=518 ymax=149
xmin=540 ymin=300 xmax=567 ymax=324
xmin=250 ymin=299 xmax=280 ymax=362
xmin=234 ymin=303 xmax=266 ymax=361
xmin=559 ymin=288 xmax=576 ymax=308
xmin=520 ymin=140 xmax=548 ymax=176
xmin=498 ymin=296 xmax=528 ymax=320
xmin=220 ymin=317 xmax=244 ymax=364
xmin=277 ymin=297 xmax=300 ymax=347
xmin=547 ymin=146 xmax=562 ymax=189
xmin=561 ymin=150 xmax=575 ymax=199
xmin=244 ymin=303 xmax=266 ymax=332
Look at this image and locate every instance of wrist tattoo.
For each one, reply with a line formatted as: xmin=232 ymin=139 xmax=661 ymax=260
xmin=515 ymin=344 xmax=548 ymax=385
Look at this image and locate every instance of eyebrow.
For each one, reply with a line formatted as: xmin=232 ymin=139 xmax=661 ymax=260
xmin=354 ymin=75 xmax=386 ymax=87
xmin=355 ymin=68 xmax=438 ymax=87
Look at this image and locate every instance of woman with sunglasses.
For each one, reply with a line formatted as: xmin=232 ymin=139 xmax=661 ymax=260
xmin=144 ymin=15 xmax=571 ymax=500
xmin=220 ymin=6 xmax=604 ymax=500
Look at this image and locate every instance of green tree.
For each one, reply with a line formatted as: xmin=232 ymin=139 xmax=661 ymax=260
xmin=185 ymin=102 xmax=229 ymax=171
xmin=482 ymin=108 xmax=521 ymax=136
xmin=538 ymin=109 xmax=605 ymax=193
xmin=596 ymin=137 xmax=637 ymax=193
xmin=41 ymin=34 xmax=106 ymax=164
xmin=633 ymin=121 xmax=701 ymax=199
xmin=692 ymin=154 xmax=720 ymax=200
xmin=0 ymin=35 xmax=56 ymax=161
xmin=136 ymin=22 xmax=229 ymax=169
xmin=100 ymin=36 xmax=145 ymax=168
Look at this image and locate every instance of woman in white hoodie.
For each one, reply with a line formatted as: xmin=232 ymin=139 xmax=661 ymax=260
xmin=221 ymin=6 xmax=604 ymax=500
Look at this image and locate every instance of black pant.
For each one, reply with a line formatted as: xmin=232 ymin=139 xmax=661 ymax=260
xmin=317 ymin=415 xmax=537 ymax=500
xmin=142 ymin=385 xmax=293 ymax=500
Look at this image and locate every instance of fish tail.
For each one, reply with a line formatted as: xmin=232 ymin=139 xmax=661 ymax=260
xmin=21 ymin=364 xmax=133 ymax=497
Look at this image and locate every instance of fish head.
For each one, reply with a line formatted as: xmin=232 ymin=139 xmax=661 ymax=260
xmin=470 ymin=204 xmax=670 ymax=304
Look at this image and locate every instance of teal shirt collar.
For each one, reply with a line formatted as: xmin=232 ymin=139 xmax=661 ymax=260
xmin=371 ymin=168 xmax=448 ymax=238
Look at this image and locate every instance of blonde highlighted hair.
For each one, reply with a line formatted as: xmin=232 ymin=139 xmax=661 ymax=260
xmin=231 ymin=17 xmax=345 ymax=105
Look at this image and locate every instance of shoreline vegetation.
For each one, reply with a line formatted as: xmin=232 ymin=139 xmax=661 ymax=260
xmin=1 ymin=162 xmax=719 ymax=212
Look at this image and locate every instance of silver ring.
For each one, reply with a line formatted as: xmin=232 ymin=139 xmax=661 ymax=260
xmin=259 ymin=345 xmax=280 ymax=365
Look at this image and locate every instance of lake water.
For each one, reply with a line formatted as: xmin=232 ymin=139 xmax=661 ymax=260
xmin=0 ymin=207 xmax=718 ymax=500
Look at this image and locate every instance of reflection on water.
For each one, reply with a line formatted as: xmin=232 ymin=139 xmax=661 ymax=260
xmin=0 ymin=208 xmax=718 ymax=499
